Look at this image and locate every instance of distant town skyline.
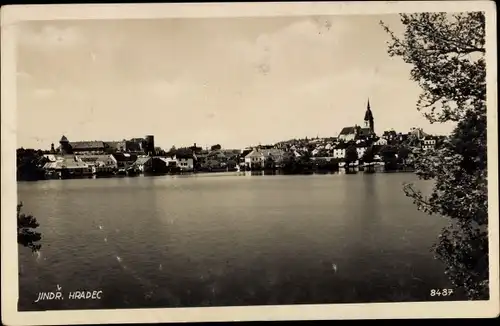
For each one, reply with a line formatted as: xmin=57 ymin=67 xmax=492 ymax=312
xmin=17 ymin=15 xmax=456 ymax=150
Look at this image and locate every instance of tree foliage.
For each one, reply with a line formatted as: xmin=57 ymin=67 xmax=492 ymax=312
xmin=264 ymin=156 xmax=276 ymax=170
xmin=226 ymin=159 xmax=238 ymax=169
xmin=281 ymin=152 xmax=296 ymax=167
xmin=16 ymin=148 xmax=48 ymax=181
xmin=381 ymin=12 xmax=488 ymax=299
xmin=381 ymin=12 xmax=486 ymax=124
xmin=344 ymin=144 xmax=358 ymax=165
xmin=397 ymin=146 xmax=411 ymax=163
xmin=379 ymin=144 xmax=397 ymax=159
xmin=378 ymin=145 xmax=398 ymax=170
xmin=210 ymin=144 xmax=222 ymax=151
xmin=17 ymin=202 xmax=42 ymax=253
xmin=175 ymin=147 xmax=194 ymax=157
xmin=362 ymin=146 xmax=375 ymax=163
xmin=156 ymin=149 xmax=167 ymax=156
xmin=280 ymin=152 xmax=312 ymax=174
xmin=299 ymin=150 xmax=312 ymax=163
xmin=314 ymin=158 xmax=340 ymax=172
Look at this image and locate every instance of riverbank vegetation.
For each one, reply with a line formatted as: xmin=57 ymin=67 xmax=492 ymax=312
xmin=16 ymin=148 xmax=49 ymax=181
xmin=381 ymin=12 xmax=488 ymax=299
xmin=17 ymin=202 xmax=42 ymax=253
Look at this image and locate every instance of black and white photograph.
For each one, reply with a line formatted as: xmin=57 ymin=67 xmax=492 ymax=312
xmin=1 ymin=1 xmax=498 ymax=324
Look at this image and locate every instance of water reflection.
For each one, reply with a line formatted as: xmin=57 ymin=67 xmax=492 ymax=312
xmin=363 ymin=172 xmax=377 ymax=200
xmin=359 ymin=173 xmax=380 ymax=226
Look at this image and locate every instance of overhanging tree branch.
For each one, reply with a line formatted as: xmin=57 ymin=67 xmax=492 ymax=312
xmin=381 ymin=12 xmax=488 ymax=300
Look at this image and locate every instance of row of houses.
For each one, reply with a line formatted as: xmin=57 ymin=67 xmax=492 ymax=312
xmin=240 ymin=143 xmax=382 ymax=170
xmin=275 ymin=127 xmax=441 ymax=159
xmin=42 ymin=151 xmax=196 ymax=177
xmin=44 ymin=118 xmax=441 ymax=176
xmin=40 ymin=133 xmax=439 ymax=176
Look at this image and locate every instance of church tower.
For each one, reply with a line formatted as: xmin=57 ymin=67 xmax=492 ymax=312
xmin=364 ymin=99 xmax=374 ymax=134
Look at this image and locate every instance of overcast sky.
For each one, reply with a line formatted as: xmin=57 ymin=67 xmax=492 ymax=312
xmin=16 ymin=15 xmax=455 ymax=150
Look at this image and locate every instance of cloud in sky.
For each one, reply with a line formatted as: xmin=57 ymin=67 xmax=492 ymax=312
xmin=16 ymin=15 xmax=454 ymax=149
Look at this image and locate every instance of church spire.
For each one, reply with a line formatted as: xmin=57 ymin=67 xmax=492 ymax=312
xmin=364 ymin=99 xmax=373 ymax=121
xmin=363 ymin=98 xmax=374 ymax=134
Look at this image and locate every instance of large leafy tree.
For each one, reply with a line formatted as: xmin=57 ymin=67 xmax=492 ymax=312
xmin=381 ymin=12 xmax=488 ymax=299
xmin=264 ymin=155 xmax=276 ymax=170
xmin=362 ymin=146 xmax=375 ymax=164
xmin=362 ymin=145 xmax=376 ymax=172
xmin=397 ymin=146 xmax=411 ymax=164
xmin=344 ymin=144 xmax=358 ymax=167
xmin=281 ymin=152 xmax=300 ymax=174
xmin=379 ymin=144 xmax=398 ymax=170
xmin=16 ymin=148 xmax=48 ymax=181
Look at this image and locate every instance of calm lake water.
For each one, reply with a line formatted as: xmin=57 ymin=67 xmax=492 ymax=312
xmin=17 ymin=172 xmax=462 ymax=311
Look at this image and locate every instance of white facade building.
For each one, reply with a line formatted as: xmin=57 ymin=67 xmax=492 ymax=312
xmin=333 ymin=147 xmax=346 ymax=159
xmin=421 ymin=137 xmax=437 ymax=150
xmin=177 ymin=157 xmax=194 ymax=171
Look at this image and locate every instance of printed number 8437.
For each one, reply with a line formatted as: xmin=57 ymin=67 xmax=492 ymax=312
xmin=430 ymin=289 xmax=453 ymax=297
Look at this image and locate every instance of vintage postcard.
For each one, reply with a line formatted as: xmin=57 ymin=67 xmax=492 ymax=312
xmin=1 ymin=1 xmax=499 ymax=324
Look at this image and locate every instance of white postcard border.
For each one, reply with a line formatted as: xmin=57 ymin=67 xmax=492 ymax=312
xmin=1 ymin=1 xmax=498 ymax=325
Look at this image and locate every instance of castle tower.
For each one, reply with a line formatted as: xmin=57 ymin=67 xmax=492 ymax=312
xmin=364 ymin=99 xmax=374 ymax=133
xmin=145 ymin=135 xmax=155 ymax=156
xmin=59 ymin=135 xmax=72 ymax=155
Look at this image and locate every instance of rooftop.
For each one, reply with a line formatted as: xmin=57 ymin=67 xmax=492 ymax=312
xmin=70 ymin=141 xmax=106 ymax=150
xmin=134 ymin=157 xmax=152 ymax=165
xmin=339 ymin=127 xmax=356 ymax=135
xmin=112 ymin=153 xmax=138 ymax=161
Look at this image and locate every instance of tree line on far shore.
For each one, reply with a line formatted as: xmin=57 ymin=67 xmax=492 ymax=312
xmin=16 ymin=142 xmax=417 ymax=181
